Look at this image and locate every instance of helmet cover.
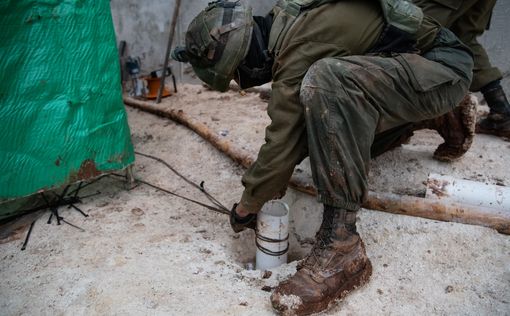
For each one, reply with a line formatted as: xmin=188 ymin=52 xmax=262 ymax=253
xmin=175 ymin=1 xmax=253 ymax=92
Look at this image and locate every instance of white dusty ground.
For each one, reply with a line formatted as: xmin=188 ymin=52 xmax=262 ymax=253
xmin=1 ymin=85 xmax=509 ymax=315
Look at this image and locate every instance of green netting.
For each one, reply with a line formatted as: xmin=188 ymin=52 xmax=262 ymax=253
xmin=0 ymin=0 xmax=134 ymax=200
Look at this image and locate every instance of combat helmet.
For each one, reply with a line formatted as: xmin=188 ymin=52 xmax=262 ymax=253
xmin=172 ymin=1 xmax=253 ymax=92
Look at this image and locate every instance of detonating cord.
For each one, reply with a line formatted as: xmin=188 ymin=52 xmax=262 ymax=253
xmin=134 ymin=151 xmax=229 ymax=213
xmin=110 ymin=151 xmax=231 ymax=215
xmin=110 ymin=173 xmax=230 ymax=215
xmin=119 ymin=153 xmax=289 ymax=257
xmin=138 ymin=179 xmax=230 ymax=214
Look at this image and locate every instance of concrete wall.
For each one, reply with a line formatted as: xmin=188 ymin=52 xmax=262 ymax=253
xmin=110 ymin=0 xmax=275 ymax=79
xmin=479 ymin=0 xmax=510 ymax=93
xmin=111 ymin=0 xmax=510 ymax=92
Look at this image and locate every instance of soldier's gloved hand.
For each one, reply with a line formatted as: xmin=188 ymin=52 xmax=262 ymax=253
xmin=230 ymin=203 xmax=257 ymax=233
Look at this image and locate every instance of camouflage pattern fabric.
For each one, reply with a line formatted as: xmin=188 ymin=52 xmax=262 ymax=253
xmin=300 ymin=48 xmax=471 ymax=209
xmin=413 ymin=0 xmax=500 ymax=91
xmin=240 ymin=1 xmax=472 ymax=213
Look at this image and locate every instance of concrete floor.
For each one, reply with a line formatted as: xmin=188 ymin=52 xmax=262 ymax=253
xmin=1 ymin=99 xmax=509 ymax=315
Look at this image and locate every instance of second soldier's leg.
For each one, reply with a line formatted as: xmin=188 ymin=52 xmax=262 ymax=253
xmin=449 ymin=0 xmax=500 ymax=92
xmin=452 ymin=0 xmax=510 ymax=137
xmin=415 ymin=0 xmax=510 ymax=137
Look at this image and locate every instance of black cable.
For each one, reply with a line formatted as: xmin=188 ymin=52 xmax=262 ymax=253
xmin=255 ymin=232 xmax=289 ymax=257
xmin=109 ymin=173 xmax=230 ymax=215
xmin=135 ymin=151 xmax=227 ymax=210
xmin=256 ymin=233 xmax=289 ymax=243
xmin=134 ymin=151 xmax=230 ymax=212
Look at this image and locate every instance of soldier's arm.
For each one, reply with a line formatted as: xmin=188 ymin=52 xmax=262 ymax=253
xmin=239 ymin=41 xmax=350 ymax=213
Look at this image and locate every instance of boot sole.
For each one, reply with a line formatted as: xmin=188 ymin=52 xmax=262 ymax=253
xmin=281 ymin=260 xmax=373 ymax=316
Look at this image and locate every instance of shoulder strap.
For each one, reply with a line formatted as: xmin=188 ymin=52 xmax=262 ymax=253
xmin=268 ymin=0 xmax=423 ymax=56
xmin=268 ymin=0 xmax=298 ymax=55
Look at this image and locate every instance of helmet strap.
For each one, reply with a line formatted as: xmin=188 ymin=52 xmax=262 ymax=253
xmin=236 ymin=20 xmax=274 ymax=89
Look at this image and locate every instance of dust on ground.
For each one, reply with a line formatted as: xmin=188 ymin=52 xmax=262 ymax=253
xmin=0 ymin=84 xmax=509 ymax=315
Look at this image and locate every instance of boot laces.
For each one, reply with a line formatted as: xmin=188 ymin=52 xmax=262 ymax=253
xmin=301 ymin=208 xmax=357 ymax=271
xmin=302 ymin=217 xmax=336 ymax=270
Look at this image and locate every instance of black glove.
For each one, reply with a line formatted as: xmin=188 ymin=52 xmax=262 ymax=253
xmin=230 ymin=203 xmax=257 ymax=233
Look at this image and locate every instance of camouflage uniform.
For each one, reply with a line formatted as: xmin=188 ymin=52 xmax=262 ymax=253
xmin=174 ymin=1 xmax=475 ymax=314
xmin=413 ymin=0 xmax=498 ymax=92
xmin=240 ymin=1 xmax=473 ymax=213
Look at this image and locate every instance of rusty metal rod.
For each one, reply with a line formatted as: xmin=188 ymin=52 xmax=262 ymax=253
xmin=156 ymin=0 xmax=182 ymax=104
xmin=124 ymin=97 xmax=510 ymax=235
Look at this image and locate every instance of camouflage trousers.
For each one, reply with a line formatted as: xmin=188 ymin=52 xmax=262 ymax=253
xmin=300 ymin=51 xmax=472 ymax=210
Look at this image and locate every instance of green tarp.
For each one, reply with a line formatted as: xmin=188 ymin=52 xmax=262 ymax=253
xmin=0 ymin=0 xmax=134 ymax=200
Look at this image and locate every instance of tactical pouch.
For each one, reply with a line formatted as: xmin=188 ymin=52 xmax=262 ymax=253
xmin=369 ymin=0 xmax=425 ymax=54
xmin=379 ymin=0 xmax=423 ymax=35
xmin=395 ymin=53 xmax=459 ymax=92
xmin=422 ymin=27 xmax=473 ymax=81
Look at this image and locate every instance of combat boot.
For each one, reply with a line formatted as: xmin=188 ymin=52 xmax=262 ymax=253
xmin=270 ymin=206 xmax=372 ymax=316
xmin=477 ymin=82 xmax=510 ymax=139
xmin=416 ymin=94 xmax=476 ymax=162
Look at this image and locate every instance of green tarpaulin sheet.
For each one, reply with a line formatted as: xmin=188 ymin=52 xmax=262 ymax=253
xmin=0 ymin=0 xmax=134 ymax=201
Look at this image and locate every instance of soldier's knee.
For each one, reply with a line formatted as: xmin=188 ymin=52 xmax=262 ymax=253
xmin=302 ymin=58 xmax=354 ymax=87
xmin=300 ymin=58 xmax=352 ymax=108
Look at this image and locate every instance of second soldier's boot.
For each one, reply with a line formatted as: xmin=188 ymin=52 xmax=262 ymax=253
xmin=270 ymin=206 xmax=372 ymax=316
xmin=415 ymin=94 xmax=476 ymax=162
xmin=477 ymin=81 xmax=510 ymax=139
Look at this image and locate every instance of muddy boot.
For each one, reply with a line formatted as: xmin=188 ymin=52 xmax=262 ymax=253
xmin=414 ymin=94 xmax=476 ymax=162
xmin=477 ymin=81 xmax=510 ymax=139
xmin=270 ymin=206 xmax=372 ymax=316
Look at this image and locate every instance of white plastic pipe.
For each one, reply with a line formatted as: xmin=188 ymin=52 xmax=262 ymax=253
xmin=426 ymin=173 xmax=510 ymax=210
xmin=255 ymin=201 xmax=289 ymax=270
